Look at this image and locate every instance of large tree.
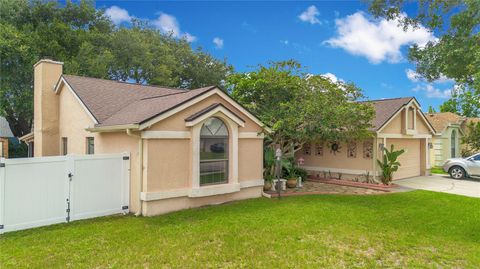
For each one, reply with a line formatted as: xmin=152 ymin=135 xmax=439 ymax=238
xmin=227 ymin=60 xmax=375 ymax=157
xmin=369 ymin=0 xmax=479 ymax=117
xmin=0 ymin=0 xmax=232 ymax=137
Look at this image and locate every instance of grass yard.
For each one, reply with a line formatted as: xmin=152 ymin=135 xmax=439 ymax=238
xmin=431 ymin=166 xmax=448 ymax=175
xmin=1 ymin=191 xmax=479 ymax=268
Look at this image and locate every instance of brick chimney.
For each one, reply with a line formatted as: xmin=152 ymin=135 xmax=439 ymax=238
xmin=33 ymin=58 xmax=63 ymax=156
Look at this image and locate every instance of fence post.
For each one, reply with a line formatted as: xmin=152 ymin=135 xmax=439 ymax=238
xmin=0 ymin=158 xmax=5 ymax=234
xmin=121 ymin=152 xmax=130 ymax=214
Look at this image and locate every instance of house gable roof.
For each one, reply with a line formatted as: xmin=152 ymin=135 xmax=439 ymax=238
xmin=425 ymin=112 xmax=465 ymax=134
xmin=0 ymin=116 xmax=14 ymax=138
xmin=360 ymin=97 xmax=414 ymax=131
xmin=360 ymin=97 xmax=435 ymax=134
xmin=56 ymin=75 xmax=267 ymax=131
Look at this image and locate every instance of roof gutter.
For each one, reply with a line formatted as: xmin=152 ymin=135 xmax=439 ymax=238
xmin=126 ymin=128 xmax=143 ymax=217
xmin=86 ymin=124 xmax=140 ymax=133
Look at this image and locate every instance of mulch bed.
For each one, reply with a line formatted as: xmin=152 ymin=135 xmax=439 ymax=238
xmin=308 ymin=178 xmax=396 ymax=192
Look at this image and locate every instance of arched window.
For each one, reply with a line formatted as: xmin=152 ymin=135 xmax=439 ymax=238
xmin=451 ymin=130 xmax=456 ymax=158
xmin=200 ymin=117 xmax=229 ymax=185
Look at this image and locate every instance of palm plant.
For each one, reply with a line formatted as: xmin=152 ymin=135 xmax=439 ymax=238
xmin=376 ymin=145 xmax=405 ymax=185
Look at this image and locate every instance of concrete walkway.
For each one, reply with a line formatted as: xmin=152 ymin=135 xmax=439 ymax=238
xmin=395 ymin=174 xmax=480 ymax=198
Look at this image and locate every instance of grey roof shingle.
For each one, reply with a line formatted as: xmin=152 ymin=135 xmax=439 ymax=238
xmin=62 ymin=75 xmax=216 ymax=127
xmin=0 ymin=116 xmax=14 ymax=137
xmin=424 ymin=112 xmax=464 ymax=133
xmin=360 ymin=97 xmax=415 ymax=131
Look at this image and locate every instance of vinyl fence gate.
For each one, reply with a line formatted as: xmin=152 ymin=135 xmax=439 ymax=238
xmin=0 ymin=152 xmax=130 ymax=234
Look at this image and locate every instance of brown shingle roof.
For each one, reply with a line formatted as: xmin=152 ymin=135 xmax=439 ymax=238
xmin=61 ymin=75 xmax=216 ymax=126
xmin=424 ymin=112 xmax=465 ymax=133
xmin=360 ymin=97 xmax=414 ymax=131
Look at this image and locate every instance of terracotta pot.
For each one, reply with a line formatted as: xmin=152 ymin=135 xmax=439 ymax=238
xmin=287 ymin=178 xmax=297 ymax=188
xmin=263 ymin=182 xmax=272 ymax=191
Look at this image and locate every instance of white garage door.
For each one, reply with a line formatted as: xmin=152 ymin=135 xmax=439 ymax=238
xmin=387 ymin=139 xmax=421 ymax=180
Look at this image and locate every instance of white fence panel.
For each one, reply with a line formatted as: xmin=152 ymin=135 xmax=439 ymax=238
xmin=0 ymin=156 xmax=68 ymax=233
xmin=70 ymin=153 xmax=130 ymax=221
xmin=0 ymin=153 xmax=130 ymax=234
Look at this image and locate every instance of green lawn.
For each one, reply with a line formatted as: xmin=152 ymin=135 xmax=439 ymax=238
xmin=431 ymin=166 xmax=448 ymax=175
xmin=1 ymin=191 xmax=479 ymax=268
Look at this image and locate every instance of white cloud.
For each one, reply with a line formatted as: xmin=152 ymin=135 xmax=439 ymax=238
xmin=321 ymin=72 xmax=344 ymax=83
xmin=406 ymin=68 xmax=454 ymax=83
xmin=406 ymin=68 xmax=421 ymax=82
xmin=152 ymin=13 xmax=196 ymax=42
xmin=299 ymin=5 xmax=321 ymax=25
xmin=183 ymin=32 xmax=196 ymax=43
xmin=213 ymin=37 xmax=224 ymax=49
xmin=280 ymin=40 xmax=289 ymax=45
xmin=412 ymin=84 xmax=452 ymax=99
xmin=325 ymin=12 xmax=436 ymax=64
xmin=105 ymin=6 xmax=131 ymax=25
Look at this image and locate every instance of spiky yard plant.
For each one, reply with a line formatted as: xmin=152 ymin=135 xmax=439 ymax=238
xmin=377 ymin=145 xmax=405 ymax=185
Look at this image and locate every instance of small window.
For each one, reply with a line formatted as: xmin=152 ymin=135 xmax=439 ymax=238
xmin=200 ymin=118 xmax=228 ymax=186
xmin=86 ymin=137 xmax=94 ymax=155
xmin=408 ymin=107 xmax=415 ymax=130
xmin=28 ymin=141 xmax=34 ymax=157
xmin=62 ymin=137 xmax=68 ymax=155
xmin=451 ymin=130 xmax=456 ymax=158
xmin=472 ymin=154 xmax=480 ymax=161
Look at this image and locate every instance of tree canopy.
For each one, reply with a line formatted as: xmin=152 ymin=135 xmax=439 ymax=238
xmin=369 ymin=0 xmax=479 ymax=117
xmin=227 ymin=60 xmax=375 ymax=156
xmin=0 ymin=0 xmax=232 ymax=136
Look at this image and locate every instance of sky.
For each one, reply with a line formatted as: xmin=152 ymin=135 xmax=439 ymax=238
xmin=97 ymin=1 xmax=455 ymax=110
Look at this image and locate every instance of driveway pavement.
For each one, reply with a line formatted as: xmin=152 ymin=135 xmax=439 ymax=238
xmin=395 ymin=174 xmax=480 ymax=198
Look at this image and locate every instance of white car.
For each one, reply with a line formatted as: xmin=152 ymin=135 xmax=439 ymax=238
xmin=443 ymin=153 xmax=480 ymax=179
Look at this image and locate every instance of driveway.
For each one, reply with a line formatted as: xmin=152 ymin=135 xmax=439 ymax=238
xmin=395 ymin=174 xmax=480 ymax=198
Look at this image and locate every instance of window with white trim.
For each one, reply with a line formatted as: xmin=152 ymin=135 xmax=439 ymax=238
xmin=451 ymin=130 xmax=456 ymax=158
xmin=86 ymin=137 xmax=94 ymax=155
xmin=62 ymin=137 xmax=68 ymax=155
xmin=200 ymin=117 xmax=229 ymax=186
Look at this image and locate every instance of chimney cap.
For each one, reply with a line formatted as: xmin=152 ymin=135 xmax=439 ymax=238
xmin=34 ymin=58 xmax=64 ymax=68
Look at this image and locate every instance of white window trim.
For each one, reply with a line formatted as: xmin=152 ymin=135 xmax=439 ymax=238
xmin=192 ymin=112 xmax=239 ymax=190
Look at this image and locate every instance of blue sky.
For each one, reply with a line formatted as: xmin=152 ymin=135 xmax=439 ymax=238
xmin=97 ymin=1 xmax=455 ymax=110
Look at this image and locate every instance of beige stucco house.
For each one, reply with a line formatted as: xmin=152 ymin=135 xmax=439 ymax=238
xmin=24 ymin=59 xmax=267 ymax=216
xmin=298 ymin=97 xmax=436 ymax=181
xmin=425 ymin=112 xmax=465 ymax=167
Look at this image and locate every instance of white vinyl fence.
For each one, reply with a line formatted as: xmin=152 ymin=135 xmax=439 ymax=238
xmin=0 ymin=153 xmax=130 ymax=234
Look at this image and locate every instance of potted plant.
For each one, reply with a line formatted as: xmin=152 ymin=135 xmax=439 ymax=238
xmin=264 ymin=175 xmax=274 ymax=191
xmin=286 ymin=173 xmax=297 ymax=188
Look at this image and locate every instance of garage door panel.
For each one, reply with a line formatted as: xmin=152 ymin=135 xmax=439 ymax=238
xmin=387 ymin=139 xmax=421 ymax=180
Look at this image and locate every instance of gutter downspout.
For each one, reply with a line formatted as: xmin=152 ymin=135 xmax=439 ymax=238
xmin=126 ymin=129 xmax=143 ymax=216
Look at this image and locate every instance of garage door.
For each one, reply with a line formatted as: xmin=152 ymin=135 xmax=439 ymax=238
xmin=387 ymin=139 xmax=421 ymax=180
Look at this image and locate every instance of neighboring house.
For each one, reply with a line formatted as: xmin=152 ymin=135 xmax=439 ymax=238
xmin=298 ymin=97 xmax=436 ymax=181
xmin=425 ymin=112 xmax=465 ymax=167
xmin=24 ymin=59 xmax=267 ymax=216
xmin=461 ymin=117 xmax=480 ymax=156
xmin=0 ymin=116 xmax=14 ymax=158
